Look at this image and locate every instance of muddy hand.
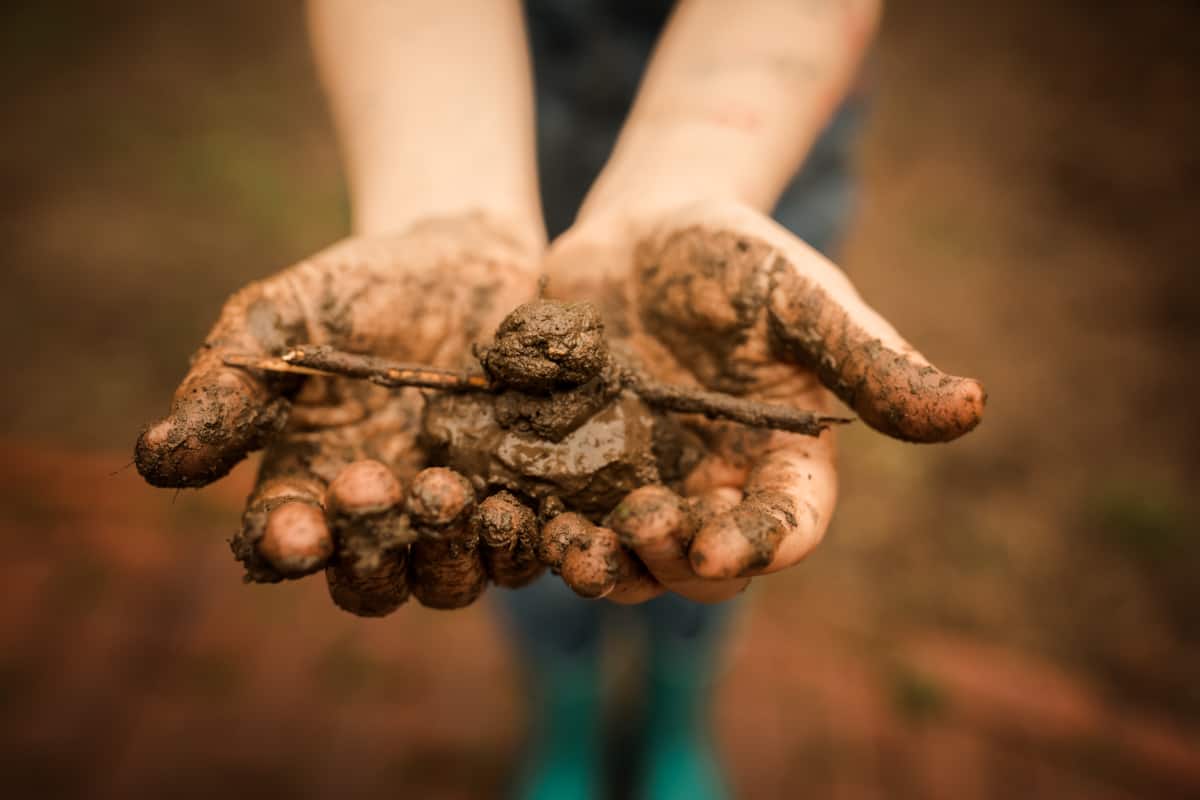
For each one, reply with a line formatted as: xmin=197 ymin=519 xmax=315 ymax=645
xmin=135 ymin=215 xmax=540 ymax=614
xmin=546 ymin=200 xmax=985 ymax=596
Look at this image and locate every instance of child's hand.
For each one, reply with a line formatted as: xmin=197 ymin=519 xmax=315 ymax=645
xmin=543 ymin=200 xmax=985 ymax=603
xmin=135 ymin=214 xmax=540 ymax=614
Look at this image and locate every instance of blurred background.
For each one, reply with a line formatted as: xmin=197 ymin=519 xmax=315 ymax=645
xmin=3 ymin=0 xmax=1198 ymax=797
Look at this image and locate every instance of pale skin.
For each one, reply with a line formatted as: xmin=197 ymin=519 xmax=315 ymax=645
xmin=136 ymin=0 xmax=985 ymax=610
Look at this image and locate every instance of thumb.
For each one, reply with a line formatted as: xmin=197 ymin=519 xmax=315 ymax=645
xmin=768 ymin=259 xmax=985 ymax=443
xmin=135 ymin=276 xmax=304 ymax=487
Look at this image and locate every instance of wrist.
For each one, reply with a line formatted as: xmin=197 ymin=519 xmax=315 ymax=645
xmin=576 ymin=126 xmax=763 ymax=229
xmin=353 ymin=189 xmax=547 ymax=261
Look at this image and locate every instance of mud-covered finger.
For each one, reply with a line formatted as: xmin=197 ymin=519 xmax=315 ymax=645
xmin=326 ymin=556 xmax=410 ymax=617
xmin=407 ymin=467 xmax=487 ymax=610
xmin=325 ymin=459 xmax=413 ymax=569
xmin=320 ymin=459 xmax=415 ymax=616
xmin=134 ymin=278 xmax=306 ymax=488
xmin=636 ymin=215 xmax=984 ymax=443
xmin=689 ymin=439 xmax=837 ymax=579
xmin=232 ymin=449 xmax=331 ymax=583
xmin=474 ymin=491 xmax=544 ymax=589
xmin=608 ymin=486 xmax=747 ymax=603
xmin=767 ymin=257 xmax=984 ymax=443
xmin=325 ymin=460 xmax=412 ymax=617
xmin=555 ymin=513 xmax=663 ymax=602
xmin=604 ymin=545 xmax=666 ymax=604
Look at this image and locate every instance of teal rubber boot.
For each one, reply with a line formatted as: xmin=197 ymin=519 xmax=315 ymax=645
xmin=513 ymin=648 xmax=605 ymax=800
xmin=638 ymin=637 xmax=729 ymax=800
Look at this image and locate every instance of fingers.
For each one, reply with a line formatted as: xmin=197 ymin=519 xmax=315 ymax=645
xmin=257 ymin=502 xmax=332 ymax=578
xmin=406 ymin=468 xmax=488 ymax=610
xmin=233 ymin=450 xmax=416 ymax=619
xmin=323 ymin=460 xmax=415 ymax=617
xmin=635 ymin=212 xmax=984 ymax=443
xmin=135 ymin=278 xmax=305 ymax=487
xmin=325 ymin=459 xmax=412 ymax=570
xmin=607 ymin=485 xmax=748 ymax=603
xmin=768 ymin=263 xmax=985 ymax=443
xmin=232 ymin=459 xmax=331 ymax=584
xmin=474 ymin=491 xmax=545 ymax=589
xmin=689 ymin=436 xmax=838 ymax=579
xmin=543 ymin=513 xmax=665 ymax=604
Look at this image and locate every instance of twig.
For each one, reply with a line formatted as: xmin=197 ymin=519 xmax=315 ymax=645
xmin=225 ymin=347 xmax=491 ymax=392
xmin=622 ymin=373 xmax=850 ymax=436
xmin=223 ymin=346 xmax=852 ymax=435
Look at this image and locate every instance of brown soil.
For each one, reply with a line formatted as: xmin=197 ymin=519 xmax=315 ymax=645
xmin=422 ymin=389 xmax=661 ymax=517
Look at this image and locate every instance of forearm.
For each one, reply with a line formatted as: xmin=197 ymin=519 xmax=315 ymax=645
xmin=308 ymin=0 xmax=544 ymax=250
xmin=579 ymin=0 xmax=880 ymax=223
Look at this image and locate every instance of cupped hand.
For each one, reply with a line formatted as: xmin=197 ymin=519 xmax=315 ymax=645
xmin=542 ymin=200 xmax=985 ymax=603
xmin=135 ymin=215 xmax=541 ymax=614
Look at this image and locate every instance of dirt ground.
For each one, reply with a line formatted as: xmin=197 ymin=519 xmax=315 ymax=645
xmin=2 ymin=1 xmax=1198 ymax=797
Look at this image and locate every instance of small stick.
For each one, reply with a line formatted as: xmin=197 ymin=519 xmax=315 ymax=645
xmin=223 ymin=347 xmax=852 ymax=435
xmin=622 ymin=373 xmax=850 ymax=436
xmin=225 ymin=346 xmax=491 ymax=391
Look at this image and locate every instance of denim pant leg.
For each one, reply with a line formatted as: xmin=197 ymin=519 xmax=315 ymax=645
xmin=774 ymin=97 xmax=866 ymax=256
xmin=494 ymin=572 xmax=607 ymax=660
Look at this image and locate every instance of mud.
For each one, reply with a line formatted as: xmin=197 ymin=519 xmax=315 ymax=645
xmin=325 ymin=556 xmax=410 ymax=618
xmin=647 ymin=413 xmax=706 ymax=485
xmin=551 ymin=513 xmax=619 ymax=597
xmin=553 ymin=513 xmax=660 ymax=601
xmin=723 ymin=489 xmax=795 ymax=572
xmin=135 ymin=373 xmax=290 ymax=488
xmin=256 ymin=501 xmax=333 ymax=576
xmin=687 ymin=486 xmax=744 ymax=530
xmin=134 ymin=271 xmax=310 ymax=489
xmin=325 ymin=460 xmax=414 ymax=575
xmin=491 ymin=358 xmax=624 ymax=442
xmin=768 ymin=265 xmax=985 ymax=442
xmin=421 ymin=390 xmax=660 ymax=518
xmin=473 ymin=491 xmax=544 ymax=588
xmin=478 ymin=300 xmax=610 ymax=392
xmin=406 ymin=468 xmax=488 ymax=609
xmin=637 ymin=225 xmax=985 ymax=443
xmin=537 ymin=511 xmax=590 ymax=568
xmin=605 ymin=484 xmax=693 ymax=549
xmin=232 ymin=495 xmax=327 ymax=583
xmin=313 ymin=462 xmax=415 ymax=616
xmin=636 ymin=228 xmax=777 ymax=395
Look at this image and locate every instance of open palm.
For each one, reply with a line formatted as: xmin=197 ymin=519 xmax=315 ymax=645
xmin=542 ymin=201 xmax=985 ymax=603
xmin=135 ymin=215 xmax=540 ymax=614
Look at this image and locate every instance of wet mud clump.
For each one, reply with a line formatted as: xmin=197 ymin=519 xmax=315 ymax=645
xmin=422 ymin=300 xmax=662 ymax=517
